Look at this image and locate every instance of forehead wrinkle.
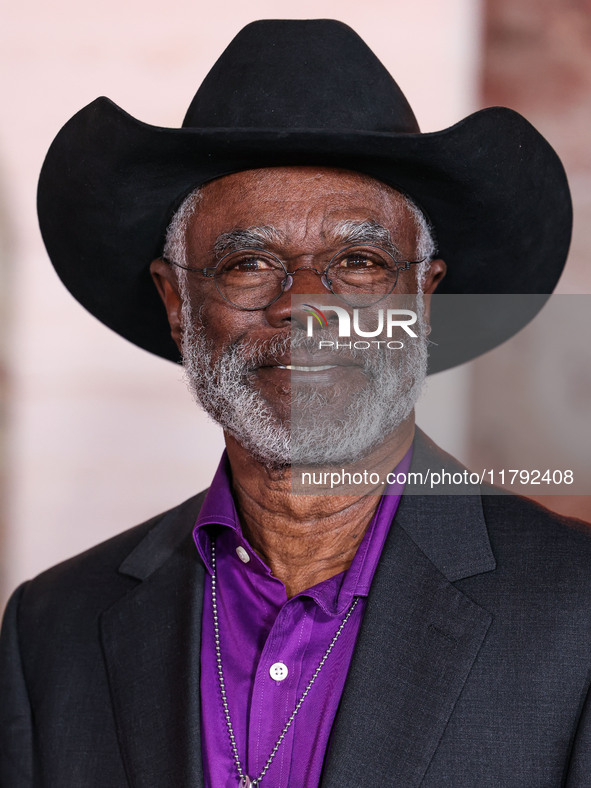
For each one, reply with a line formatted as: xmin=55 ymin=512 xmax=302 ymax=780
xmin=330 ymin=219 xmax=402 ymax=256
xmin=213 ymin=225 xmax=284 ymax=256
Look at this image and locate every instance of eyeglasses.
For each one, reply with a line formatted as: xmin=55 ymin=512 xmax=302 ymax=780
xmin=163 ymin=245 xmax=425 ymax=310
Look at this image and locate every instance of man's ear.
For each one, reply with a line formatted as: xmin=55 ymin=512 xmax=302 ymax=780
xmin=420 ymin=258 xmax=446 ymax=327
xmin=149 ymin=258 xmax=183 ymax=350
xmin=423 ymin=258 xmax=446 ymax=295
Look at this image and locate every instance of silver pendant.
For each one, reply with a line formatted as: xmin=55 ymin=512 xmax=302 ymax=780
xmin=239 ymin=778 xmax=252 ymax=788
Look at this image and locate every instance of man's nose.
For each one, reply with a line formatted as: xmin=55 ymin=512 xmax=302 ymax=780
xmin=265 ymin=265 xmax=331 ymax=328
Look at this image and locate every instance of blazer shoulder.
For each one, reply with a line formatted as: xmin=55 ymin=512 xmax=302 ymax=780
xmin=478 ymin=491 xmax=591 ymax=602
xmin=413 ymin=428 xmax=591 ymax=593
xmin=482 ymin=490 xmax=591 ymax=551
xmin=13 ymin=489 xmax=208 ymax=627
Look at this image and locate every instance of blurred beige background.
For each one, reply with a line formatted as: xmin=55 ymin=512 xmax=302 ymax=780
xmin=0 ymin=0 xmax=588 ymax=608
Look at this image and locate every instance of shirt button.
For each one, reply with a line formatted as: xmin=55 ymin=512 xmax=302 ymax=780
xmin=269 ymin=662 xmax=289 ymax=682
xmin=235 ymin=546 xmax=250 ymax=564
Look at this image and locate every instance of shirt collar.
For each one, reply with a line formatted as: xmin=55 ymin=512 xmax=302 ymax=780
xmin=193 ymin=452 xmax=239 ymax=575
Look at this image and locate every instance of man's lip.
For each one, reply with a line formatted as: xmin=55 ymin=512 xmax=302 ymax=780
xmin=273 ymin=364 xmax=339 ymax=372
xmin=256 ymin=361 xmax=361 ymax=373
xmin=254 ymin=355 xmax=361 ymax=369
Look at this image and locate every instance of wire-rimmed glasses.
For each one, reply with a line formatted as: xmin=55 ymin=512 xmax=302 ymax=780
xmin=164 ymin=245 xmax=425 ymax=309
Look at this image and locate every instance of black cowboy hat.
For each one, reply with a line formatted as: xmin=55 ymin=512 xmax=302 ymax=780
xmin=37 ymin=19 xmax=572 ymax=373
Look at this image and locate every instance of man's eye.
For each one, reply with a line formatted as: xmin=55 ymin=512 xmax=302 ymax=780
xmin=226 ymin=256 xmax=275 ymax=272
xmin=338 ymin=256 xmax=379 ymax=270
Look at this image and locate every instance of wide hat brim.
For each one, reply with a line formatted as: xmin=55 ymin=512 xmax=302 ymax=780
xmin=37 ymin=51 xmax=572 ymax=374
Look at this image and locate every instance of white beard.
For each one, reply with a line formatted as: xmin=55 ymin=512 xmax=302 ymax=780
xmin=180 ymin=295 xmax=428 ymax=469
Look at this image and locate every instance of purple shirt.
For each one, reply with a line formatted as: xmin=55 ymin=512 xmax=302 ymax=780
xmin=193 ymin=449 xmax=411 ymax=788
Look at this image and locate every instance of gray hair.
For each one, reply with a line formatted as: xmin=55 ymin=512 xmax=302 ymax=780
xmin=163 ymin=182 xmax=436 ymax=289
xmin=163 ymin=188 xmax=203 ymax=271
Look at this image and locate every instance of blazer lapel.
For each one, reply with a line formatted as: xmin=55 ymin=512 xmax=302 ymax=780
xmin=323 ymin=433 xmax=496 ymax=786
xmin=100 ymin=493 xmax=207 ymax=788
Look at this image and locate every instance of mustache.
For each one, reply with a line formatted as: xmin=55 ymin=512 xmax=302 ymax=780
xmin=229 ymin=328 xmax=371 ymax=369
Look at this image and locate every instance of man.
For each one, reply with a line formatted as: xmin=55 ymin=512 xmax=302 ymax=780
xmin=1 ymin=19 xmax=590 ymax=787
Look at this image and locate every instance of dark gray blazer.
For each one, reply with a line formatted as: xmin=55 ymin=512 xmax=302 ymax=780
xmin=1 ymin=431 xmax=590 ymax=787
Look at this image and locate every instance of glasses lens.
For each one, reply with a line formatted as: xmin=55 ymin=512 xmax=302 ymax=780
xmin=214 ymin=249 xmax=286 ymax=309
xmin=326 ymin=246 xmax=399 ymax=306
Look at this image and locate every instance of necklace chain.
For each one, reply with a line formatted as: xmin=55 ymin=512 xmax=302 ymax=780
xmin=210 ymin=539 xmax=359 ymax=787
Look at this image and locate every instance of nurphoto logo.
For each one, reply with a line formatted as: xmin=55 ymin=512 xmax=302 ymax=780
xmin=303 ymin=303 xmax=418 ymax=350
